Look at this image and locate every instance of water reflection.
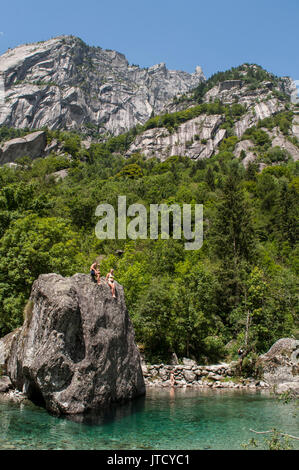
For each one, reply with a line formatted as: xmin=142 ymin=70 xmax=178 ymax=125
xmin=0 ymin=389 xmax=298 ymax=450
xmin=65 ymin=395 xmax=146 ymax=426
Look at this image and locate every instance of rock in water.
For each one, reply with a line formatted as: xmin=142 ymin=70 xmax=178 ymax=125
xmin=6 ymin=273 xmax=145 ymax=415
xmin=258 ymin=338 xmax=299 ymax=394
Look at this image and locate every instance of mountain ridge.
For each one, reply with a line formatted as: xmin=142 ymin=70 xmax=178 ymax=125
xmin=0 ymin=37 xmax=298 ymax=166
xmin=0 ymin=35 xmax=205 ymax=135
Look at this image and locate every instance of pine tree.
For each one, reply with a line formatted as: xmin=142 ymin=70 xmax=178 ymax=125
xmin=211 ymin=173 xmax=256 ymax=311
xmin=205 ymin=167 xmax=215 ymax=190
xmin=273 ymin=182 xmax=298 ymax=247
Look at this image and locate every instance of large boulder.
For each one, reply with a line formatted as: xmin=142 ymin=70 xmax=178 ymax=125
xmin=5 ymin=273 xmax=145 ymax=415
xmin=0 ymin=328 xmax=21 ymax=374
xmin=0 ymin=131 xmax=47 ymax=165
xmin=258 ymin=338 xmax=299 ymax=393
xmin=0 ymin=375 xmax=12 ymax=393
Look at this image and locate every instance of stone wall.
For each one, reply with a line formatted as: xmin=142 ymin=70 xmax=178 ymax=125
xmin=142 ymin=363 xmax=269 ymax=390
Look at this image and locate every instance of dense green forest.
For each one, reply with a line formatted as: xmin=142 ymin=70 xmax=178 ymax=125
xmin=0 ymin=61 xmax=298 ymax=364
xmin=0 ymin=123 xmax=298 ymax=365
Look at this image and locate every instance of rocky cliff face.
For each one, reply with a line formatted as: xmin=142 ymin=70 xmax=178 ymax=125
xmin=128 ymin=114 xmax=226 ymax=161
xmin=127 ymin=111 xmax=299 ymax=163
xmin=4 ymin=273 xmax=145 ymax=415
xmin=1 ymin=38 xmax=298 ymax=166
xmin=0 ymin=36 xmax=204 ymax=135
xmin=127 ymin=74 xmax=299 ymax=163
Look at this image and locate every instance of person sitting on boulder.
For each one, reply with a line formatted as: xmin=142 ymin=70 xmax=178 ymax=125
xmin=90 ymin=261 xmax=101 ymax=285
xmin=106 ymin=269 xmax=116 ymax=298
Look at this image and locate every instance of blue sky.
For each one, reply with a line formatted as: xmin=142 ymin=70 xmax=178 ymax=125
xmin=0 ymin=0 xmax=298 ymax=79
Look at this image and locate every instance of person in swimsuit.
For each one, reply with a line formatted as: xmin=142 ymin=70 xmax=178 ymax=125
xmin=170 ymin=371 xmax=175 ymax=400
xmin=90 ymin=261 xmax=101 ymax=285
xmin=106 ymin=269 xmax=116 ymax=298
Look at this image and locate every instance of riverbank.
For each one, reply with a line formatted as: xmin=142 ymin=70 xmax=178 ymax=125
xmin=0 ymin=368 xmax=269 ymax=407
xmin=142 ymin=362 xmax=270 ymax=390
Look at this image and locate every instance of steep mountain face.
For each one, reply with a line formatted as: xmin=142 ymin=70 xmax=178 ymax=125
xmin=0 ymin=36 xmax=205 ymax=135
xmin=128 ymin=114 xmax=227 ymax=160
xmin=127 ymin=100 xmax=299 ymax=163
xmin=0 ymin=40 xmax=298 ymax=167
xmin=127 ymin=69 xmax=299 ymax=163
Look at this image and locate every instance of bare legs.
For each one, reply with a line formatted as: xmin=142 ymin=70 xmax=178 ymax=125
xmin=108 ymin=281 xmax=116 ymax=298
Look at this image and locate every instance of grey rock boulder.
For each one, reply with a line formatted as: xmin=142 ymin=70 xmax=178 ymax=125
xmin=0 ymin=131 xmax=47 ymax=164
xmin=182 ymin=358 xmax=197 ymax=366
xmin=183 ymin=370 xmax=196 ymax=382
xmin=258 ymin=338 xmax=299 ymax=392
xmin=292 ymin=115 xmax=299 ymax=139
xmin=271 ymin=134 xmax=299 ymax=161
xmin=170 ymin=352 xmax=179 ymax=365
xmin=6 ymin=273 xmax=145 ymax=415
xmin=0 ymin=328 xmax=21 ymax=374
xmin=47 ymin=169 xmax=69 ymax=182
xmin=0 ymin=375 xmax=12 ymax=393
xmin=275 ymin=381 xmax=299 ymax=395
xmin=234 ymin=139 xmax=256 ymax=167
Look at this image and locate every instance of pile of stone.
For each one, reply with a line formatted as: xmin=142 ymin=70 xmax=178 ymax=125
xmin=142 ymin=363 xmax=269 ymax=390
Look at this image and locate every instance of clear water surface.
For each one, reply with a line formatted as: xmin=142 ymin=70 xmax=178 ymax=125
xmin=0 ymin=388 xmax=298 ymax=450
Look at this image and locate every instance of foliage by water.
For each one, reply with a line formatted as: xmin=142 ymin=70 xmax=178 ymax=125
xmin=242 ymin=392 xmax=299 ymax=450
xmin=0 ymin=65 xmax=298 ymax=363
xmin=0 ymin=128 xmax=298 ymax=364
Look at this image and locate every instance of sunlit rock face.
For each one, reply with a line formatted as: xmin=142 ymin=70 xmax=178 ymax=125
xmin=127 ymin=114 xmax=226 ymax=160
xmin=0 ymin=131 xmax=47 ymax=164
xmin=258 ymin=338 xmax=299 ymax=395
xmin=0 ymin=36 xmax=205 ymax=135
xmin=6 ymin=273 xmax=145 ymax=415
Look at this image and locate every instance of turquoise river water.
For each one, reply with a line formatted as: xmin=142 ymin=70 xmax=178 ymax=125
xmin=0 ymin=388 xmax=298 ymax=450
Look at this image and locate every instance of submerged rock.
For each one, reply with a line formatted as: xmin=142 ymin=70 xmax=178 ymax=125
xmin=4 ymin=273 xmax=145 ymax=415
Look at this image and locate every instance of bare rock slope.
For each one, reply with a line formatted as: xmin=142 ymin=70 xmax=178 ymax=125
xmin=4 ymin=273 xmax=145 ymax=415
xmin=127 ymin=70 xmax=299 ymax=162
xmin=0 ymin=36 xmax=204 ymax=135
